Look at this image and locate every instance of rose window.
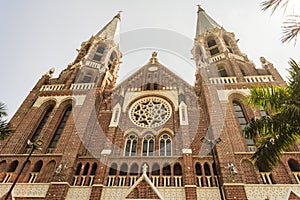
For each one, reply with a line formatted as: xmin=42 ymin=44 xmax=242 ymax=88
xmin=130 ymin=97 xmax=172 ymax=128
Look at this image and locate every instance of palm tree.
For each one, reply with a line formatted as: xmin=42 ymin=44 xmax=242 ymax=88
xmin=0 ymin=102 xmax=14 ymax=139
xmin=261 ymin=0 xmax=300 ymax=44
xmin=244 ymin=59 xmax=300 ymax=171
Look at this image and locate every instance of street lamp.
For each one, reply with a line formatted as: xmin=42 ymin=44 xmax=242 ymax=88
xmin=200 ymin=136 xmax=224 ymax=200
xmin=3 ymin=140 xmax=43 ymax=200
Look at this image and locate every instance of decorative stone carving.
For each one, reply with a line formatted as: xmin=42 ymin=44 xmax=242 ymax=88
xmin=129 ymin=97 xmax=172 ymax=128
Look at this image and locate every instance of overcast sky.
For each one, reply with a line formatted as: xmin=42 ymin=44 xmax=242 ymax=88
xmin=0 ymin=0 xmax=299 ymax=120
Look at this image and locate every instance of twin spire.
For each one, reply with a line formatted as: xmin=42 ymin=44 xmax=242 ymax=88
xmin=95 ymin=11 xmax=121 ymax=43
xmin=96 ymin=6 xmax=220 ymax=42
xmin=195 ymin=5 xmax=221 ymax=37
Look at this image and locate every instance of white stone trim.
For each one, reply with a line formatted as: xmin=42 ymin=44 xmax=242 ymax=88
xmin=123 ymin=164 xmax=164 ymax=200
xmin=109 ymin=103 xmax=121 ymax=127
xmin=32 ymin=95 xmax=86 ymax=107
xmin=179 ymin=101 xmax=189 ymax=125
xmin=182 ymin=149 xmax=192 ymax=154
xmin=123 ymin=90 xmax=179 ymax=112
xmin=217 ymin=89 xmax=250 ymax=102
xmin=101 ymin=149 xmax=112 ymax=155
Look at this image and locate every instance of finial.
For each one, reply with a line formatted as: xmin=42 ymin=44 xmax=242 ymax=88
xmin=149 ymin=51 xmax=158 ymax=64
xmin=197 ymin=5 xmax=205 ymax=12
xmin=115 ymin=11 xmax=123 ymax=19
xmin=142 ymin=163 xmax=148 ymax=175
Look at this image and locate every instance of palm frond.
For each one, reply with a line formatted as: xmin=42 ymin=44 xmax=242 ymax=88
xmin=281 ymin=15 xmax=300 ymax=44
xmin=252 ymin=127 xmax=299 ymax=171
xmin=245 ymin=85 xmax=288 ymax=114
xmin=0 ymin=102 xmax=8 ymax=118
xmin=261 ymin=0 xmax=289 ymax=14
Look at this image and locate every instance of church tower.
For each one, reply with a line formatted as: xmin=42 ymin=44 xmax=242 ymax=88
xmin=1 ymin=6 xmax=299 ymax=200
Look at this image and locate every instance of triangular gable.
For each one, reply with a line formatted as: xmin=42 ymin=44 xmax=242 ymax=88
xmin=124 ymin=164 xmax=164 ymax=200
xmin=288 ymin=190 xmax=300 ymax=200
xmin=116 ymin=58 xmax=193 ymax=90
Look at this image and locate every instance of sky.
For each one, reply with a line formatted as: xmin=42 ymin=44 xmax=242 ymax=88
xmin=0 ymin=0 xmax=299 ymax=120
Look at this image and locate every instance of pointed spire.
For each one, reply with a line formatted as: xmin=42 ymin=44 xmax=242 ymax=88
xmin=195 ymin=5 xmax=221 ymax=37
xmin=96 ymin=11 xmax=121 ymax=43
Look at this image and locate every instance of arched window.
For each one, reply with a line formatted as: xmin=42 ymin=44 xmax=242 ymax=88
xmin=207 ymin=39 xmax=219 ymax=56
xmin=75 ymin=163 xmax=82 ymax=175
xmin=174 ymin=163 xmax=182 ymax=176
xmin=93 ymin=45 xmax=106 ymax=62
xmin=217 ymin=66 xmax=228 ymax=77
xmin=109 ymin=163 xmax=117 ymax=175
xmin=142 ymin=134 xmax=154 ymax=156
xmin=90 ymin=163 xmax=97 ymax=176
xmin=120 ymin=163 xmax=128 ymax=176
xmin=29 ymin=106 xmax=53 ymax=147
xmin=130 ymin=163 xmax=139 ymax=176
xmin=239 ymin=66 xmax=247 ymax=76
xmin=154 ymin=83 xmax=159 ymax=90
xmin=7 ymin=160 xmax=18 ymax=172
xmin=160 ymin=134 xmax=172 ymax=156
xmin=48 ymin=105 xmax=72 ymax=150
xmin=288 ymin=159 xmax=300 ymax=183
xmin=83 ymin=163 xmax=90 ymax=176
xmin=233 ymin=101 xmax=254 ymax=147
xmin=82 ymin=72 xmax=93 ymax=83
xmin=162 ymin=164 xmax=171 ymax=176
xmin=32 ymin=161 xmax=43 ymax=172
xmin=124 ymin=134 xmax=138 ymax=156
xmin=195 ymin=163 xmax=203 ymax=187
xmin=152 ymin=163 xmax=160 ymax=176
xmin=223 ymin=37 xmax=233 ymax=53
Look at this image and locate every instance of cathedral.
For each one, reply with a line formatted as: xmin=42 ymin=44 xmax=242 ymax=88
xmin=1 ymin=6 xmax=300 ymax=200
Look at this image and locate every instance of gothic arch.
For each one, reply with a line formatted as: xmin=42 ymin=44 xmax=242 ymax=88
xmin=205 ymin=34 xmax=221 ymax=56
xmin=40 ymin=160 xmax=56 ymax=182
xmin=288 ymin=159 xmax=300 ymax=171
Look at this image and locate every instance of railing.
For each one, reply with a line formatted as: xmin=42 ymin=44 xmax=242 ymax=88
xmin=260 ymin=172 xmax=273 ymax=184
xmin=248 ymin=145 xmax=257 ymax=152
xmin=107 ymin=175 xmax=115 ymax=186
xmin=28 ymin=172 xmax=39 ymax=183
xmin=293 ymin=172 xmax=300 ymax=184
xmin=209 ymin=53 xmax=226 ymax=63
xmin=70 ymin=83 xmax=95 ymax=90
xmin=2 ymin=173 xmax=13 ymax=183
xmin=40 ymin=84 xmax=64 ymax=91
xmin=245 ymin=75 xmax=274 ymax=83
xmin=174 ymin=176 xmax=182 ymax=187
xmin=209 ymin=77 xmax=237 ymax=84
xmin=162 ymin=176 xmax=171 ymax=187
xmin=151 ymin=176 xmax=160 ymax=187
xmin=118 ymin=176 xmax=126 ymax=186
xmin=197 ymin=176 xmax=203 ymax=187
xmin=85 ymin=60 xmax=102 ymax=69
xmin=129 ymin=176 xmax=137 ymax=186
xmin=72 ymin=176 xmax=78 ymax=186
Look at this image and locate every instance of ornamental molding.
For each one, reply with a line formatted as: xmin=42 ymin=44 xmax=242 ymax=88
xmin=129 ymin=97 xmax=172 ymax=128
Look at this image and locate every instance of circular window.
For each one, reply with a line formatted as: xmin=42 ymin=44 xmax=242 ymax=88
xmin=129 ymin=97 xmax=172 ymax=128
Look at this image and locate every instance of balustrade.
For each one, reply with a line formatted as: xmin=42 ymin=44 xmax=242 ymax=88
xmin=107 ymin=175 xmax=115 ymax=186
xmin=209 ymin=77 xmax=237 ymax=84
xmin=40 ymin=84 xmax=64 ymax=91
xmin=70 ymin=83 xmax=95 ymax=90
xmin=245 ymin=75 xmax=274 ymax=83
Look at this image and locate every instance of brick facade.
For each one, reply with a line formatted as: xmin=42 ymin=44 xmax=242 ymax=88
xmin=1 ymin=7 xmax=299 ymax=200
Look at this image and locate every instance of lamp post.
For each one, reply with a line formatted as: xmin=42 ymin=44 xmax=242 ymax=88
xmin=4 ymin=140 xmax=43 ymax=200
xmin=201 ymin=136 xmax=224 ymax=200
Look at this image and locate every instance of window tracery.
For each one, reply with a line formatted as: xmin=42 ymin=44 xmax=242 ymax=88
xmin=129 ymin=97 xmax=171 ymax=128
xmin=124 ymin=134 xmax=138 ymax=156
